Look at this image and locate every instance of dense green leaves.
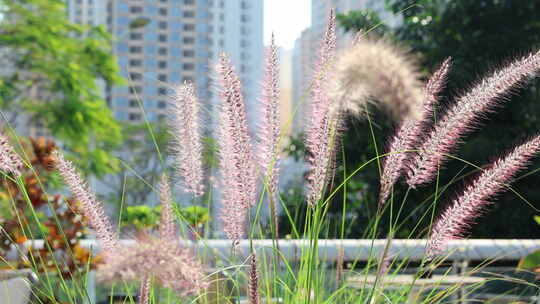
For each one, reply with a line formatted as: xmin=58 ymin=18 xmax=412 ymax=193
xmin=0 ymin=0 xmax=124 ymax=176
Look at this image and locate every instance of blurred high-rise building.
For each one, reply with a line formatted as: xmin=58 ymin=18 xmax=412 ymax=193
xmin=64 ymin=0 xmax=263 ymax=130
xmin=102 ymin=0 xmax=263 ymax=129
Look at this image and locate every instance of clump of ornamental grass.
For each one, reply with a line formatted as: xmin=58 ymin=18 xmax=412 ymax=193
xmin=3 ymin=7 xmax=539 ymax=303
xmin=380 ymin=49 xmax=540 ymax=256
xmin=53 ymin=152 xmax=207 ymax=301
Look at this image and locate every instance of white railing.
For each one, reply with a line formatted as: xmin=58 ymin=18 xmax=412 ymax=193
xmin=21 ymin=238 xmax=540 ymax=261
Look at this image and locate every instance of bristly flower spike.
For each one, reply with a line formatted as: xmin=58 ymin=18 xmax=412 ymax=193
xmin=53 ymin=150 xmax=118 ymax=257
xmin=258 ymin=33 xmax=281 ymax=198
xmin=168 ymin=82 xmax=205 ymax=196
xmin=158 ymin=174 xmax=176 ymax=241
xmin=379 ymin=58 xmax=452 ymax=205
xmin=138 ymin=277 xmax=151 ymax=304
xmin=216 ymin=53 xmax=257 ymax=244
xmin=247 ymin=253 xmax=260 ymax=304
xmin=426 ymin=134 xmax=540 ymax=258
xmin=305 ymin=9 xmax=340 ymax=207
xmin=0 ymin=131 xmax=23 ymax=177
xmin=408 ymin=51 xmax=540 ymax=187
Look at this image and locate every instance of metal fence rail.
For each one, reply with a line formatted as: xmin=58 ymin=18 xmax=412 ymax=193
xmin=20 ymin=238 xmax=540 ymax=261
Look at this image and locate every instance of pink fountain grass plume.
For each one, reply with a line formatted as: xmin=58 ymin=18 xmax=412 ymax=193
xmin=0 ymin=131 xmax=23 ymax=177
xmin=407 ymin=51 xmax=540 ymax=188
xmin=168 ymin=82 xmax=205 ymax=196
xmin=258 ymin=33 xmax=281 ymax=197
xmin=97 ymin=237 xmax=208 ymax=296
xmin=305 ymin=9 xmax=341 ymax=206
xmin=158 ymin=174 xmax=176 ymax=241
xmin=216 ymin=53 xmax=257 ymax=243
xmin=332 ymin=37 xmax=425 ymax=121
xmin=247 ymin=253 xmax=260 ymax=304
xmin=53 ymin=150 xmax=118 ymax=257
xmin=138 ymin=277 xmax=150 ymax=304
xmin=426 ymin=134 xmax=540 ymax=258
xmin=379 ymin=58 xmax=452 ymax=205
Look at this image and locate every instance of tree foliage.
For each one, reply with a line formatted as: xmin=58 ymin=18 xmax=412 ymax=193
xmin=0 ymin=0 xmax=124 ymax=176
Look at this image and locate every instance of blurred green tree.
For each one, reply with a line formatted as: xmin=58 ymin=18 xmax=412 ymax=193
xmin=0 ymin=0 xmax=124 ymax=176
xmin=329 ymin=0 xmax=540 ymax=238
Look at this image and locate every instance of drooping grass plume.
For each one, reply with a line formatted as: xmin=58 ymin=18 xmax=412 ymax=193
xmin=0 ymin=130 xmax=23 ymax=176
xmin=216 ymin=53 xmax=257 ymax=243
xmin=426 ymin=134 xmax=540 ymax=258
xmin=247 ymin=253 xmax=260 ymax=304
xmin=53 ymin=150 xmax=118 ymax=257
xmin=379 ymin=58 xmax=452 ymax=205
xmin=97 ymin=237 xmax=207 ymax=296
xmin=331 ymin=37 xmax=425 ymax=120
xmin=168 ymin=82 xmax=205 ymax=196
xmin=305 ymin=9 xmax=342 ymax=206
xmin=258 ymin=33 xmax=281 ymax=198
xmin=158 ymin=174 xmax=175 ymax=241
xmin=407 ymin=51 xmax=540 ymax=187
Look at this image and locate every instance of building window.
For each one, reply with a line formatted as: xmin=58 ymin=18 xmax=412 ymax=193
xmin=158 ymin=74 xmax=167 ymax=81
xmin=184 ymin=0 xmax=195 ymax=4
xmin=129 ymin=113 xmax=141 ymax=121
xmin=130 ymin=86 xmax=142 ymax=94
xmin=241 ymin=1 xmax=249 ymax=9
xmin=183 ymin=10 xmax=195 ymax=18
xmin=130 ymin=72 xmax=142 ymax=80
xmin=158 ymin=61 xmax=167 ymax=69
xmin=130 ymin=6 xmax=143 ymax=13
xmin=241 ymin=52 xmax=250 ymax=60
xmin=183 ymin=37 xmax=195 ymax=44
xmin=159 ymin=8 xmax=167 ymax=16
xmin=240 ymin=39 xmax=249 ymax=47
xmin=158 ymin=34 xmax=167 ymax=42
xmin=182 ymin=63 xmax=194 ymax=70
xmin=158 ymin=21 xmax=167 ymax=29
xmin=241 ymin=14 xmax=249 ymax=22
xmin=183 ymin=24 xmax=195 ymax=31
xmin=129 ymin=46 xmax=142 ymax=53
xmin=183 ymin=50 xmax=195 ymax=57
xmin=130 ymin=32 xmax=142 ymax=40
xmin=129 ymin=99 xmax=138 ymax=107
xmin=158 ymin=100 xmax=167 ymax=108
xmin=129 ymin=59 xmax=142 ymax=67
xmin=158 ymin=114 xmax=166 ymax=121
xmin=182 ymin=76 xmax=193 ymax=82
xmin=158 ymin=47 xmax=168 ymax=55
xmin=158 ymin=87 xmax=168 ymax=95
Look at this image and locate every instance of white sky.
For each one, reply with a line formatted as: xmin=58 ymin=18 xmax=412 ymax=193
xmin=264 ymin=0 xmax=312 ymax=49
